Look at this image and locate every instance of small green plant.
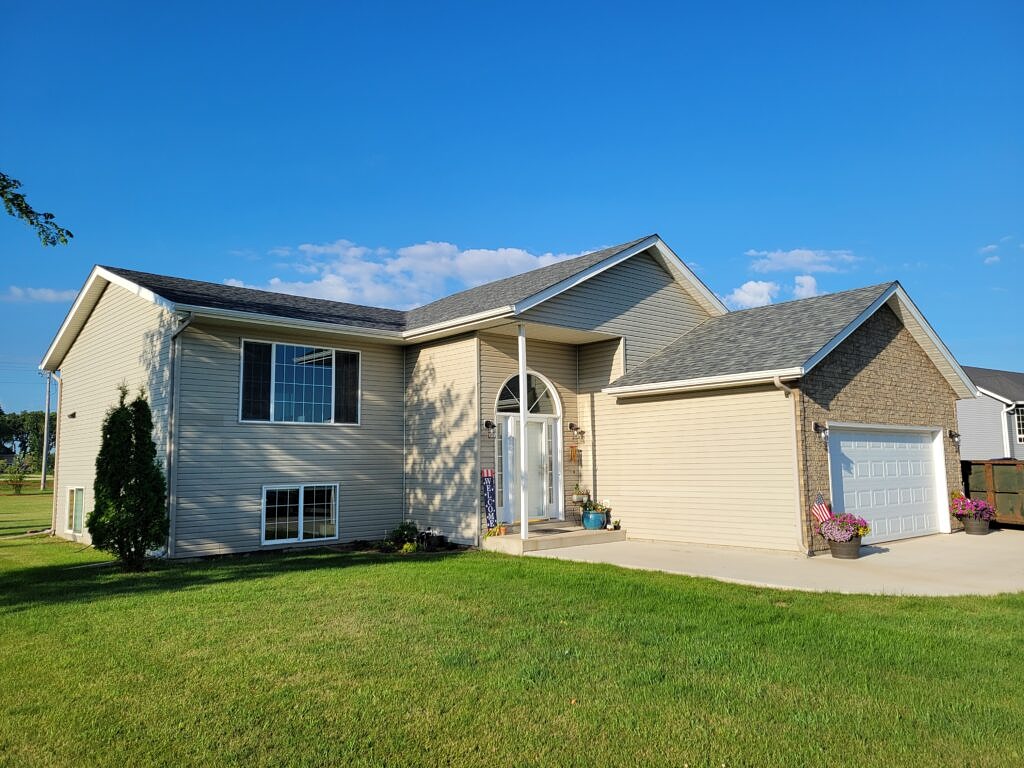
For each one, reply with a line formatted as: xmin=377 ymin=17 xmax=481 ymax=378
xmin=400 ymin=541 xmax=418 ymax=554
xmin=389 ymin=521 xmax=419 ymax=546
xmin=3 ymin=458 xmax=30 ymax=495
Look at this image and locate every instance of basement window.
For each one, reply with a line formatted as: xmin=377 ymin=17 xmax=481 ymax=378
xmin=262 ymin=484 xmax=338 ymax=544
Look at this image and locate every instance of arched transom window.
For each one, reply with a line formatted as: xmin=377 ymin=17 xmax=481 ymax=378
xmin=496 ymin=374 xmax=558 ymax=415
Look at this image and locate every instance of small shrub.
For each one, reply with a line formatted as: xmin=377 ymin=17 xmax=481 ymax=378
xmin=400 ymin=541 xmax=418 ymax=554
xmin=389 ymin=521 xmax=419 ymax=545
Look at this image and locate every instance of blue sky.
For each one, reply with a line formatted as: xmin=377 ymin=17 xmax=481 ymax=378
xmin=2 ymin=1 xmax=1021 ymax=411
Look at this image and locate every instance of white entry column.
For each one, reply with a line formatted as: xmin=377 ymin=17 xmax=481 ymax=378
xmin=518 ymin=323 xmax=529 ymax=540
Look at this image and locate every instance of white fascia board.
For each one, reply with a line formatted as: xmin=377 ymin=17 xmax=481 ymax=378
xmin=178 ymin=305 xmax=405 ymax=342
xmin=41 ymin=266 xmax=179 ymax=371
xmin=801 ymin=283 xmax=899 ymax=374
xmin=603 ymin=367 xmax=803 ymax=397
xmin=648 ymin=238 xmax=729 ymax=315
xmin=400 ymin=306 xmax=515 ymax=341
xmin=512 ymin=236 xmax=661 ymax=315
xmin=975 ymin=386 xmax=1014 ymax=406
xmin=801 ymin=283 xmax=978 ymax=400
xmin=96 ymin=266 xmax=176 ymax=312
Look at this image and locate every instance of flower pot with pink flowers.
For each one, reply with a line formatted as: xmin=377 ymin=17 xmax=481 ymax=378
xmin=818 ymin=513 xmax=871 ymax=559
xmin=950 ymin=494 xmax=995 ymax=535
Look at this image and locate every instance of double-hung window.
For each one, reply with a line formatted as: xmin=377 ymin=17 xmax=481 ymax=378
xmin=262 ymin=483 xmax=338 ymax=544
xmin=240 ymin=340 xmax=360 ymax=424
xmin=1016 ymin=408 xmax=1024 ymax=445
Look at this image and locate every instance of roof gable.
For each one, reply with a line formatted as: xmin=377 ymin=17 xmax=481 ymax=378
xmin=606 ymin=282 xmax=976 ymax=399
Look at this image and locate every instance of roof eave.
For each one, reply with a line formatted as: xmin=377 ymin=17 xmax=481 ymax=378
xmin=603 ymin=367 xmax=804 ymax=398
xmin=401 ymin=306 xmax=516 ymax=341
xmin=176 ymin=305 xmax=405 ymax=342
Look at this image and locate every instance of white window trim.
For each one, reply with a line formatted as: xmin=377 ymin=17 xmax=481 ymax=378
xmin=239 ymin=338 xmax=362 ymax=426
xmin=1016 ymin=407 xmax=1024 ymax=445
xmin=260 ymin=482 xmax=340 ymax=546
xmin=66 ymin=486 xmax=84 ymax=534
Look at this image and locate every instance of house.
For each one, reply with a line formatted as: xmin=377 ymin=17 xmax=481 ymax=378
xmin=956 ymin=366 xmax=1024 ymax=460
xmin=40 ymin=234 xmax=976 ymax=557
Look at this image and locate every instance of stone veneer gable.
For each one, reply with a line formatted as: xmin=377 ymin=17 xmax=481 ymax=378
xmin=794 ymin=304 xmax=961 ymax=552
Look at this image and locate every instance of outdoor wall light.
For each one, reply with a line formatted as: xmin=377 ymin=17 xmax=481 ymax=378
xmin=483 ymin=419 xmax=496 ymax=440
xmin=812 ymin=422 xmax=829 ymax=443
xmin=568 ymin=422 xmax=585 ymax=440
xmin=948 ymin=430 xmax=961 ymax=447
xmin=67 ymin=411 xmax=76 ymax=419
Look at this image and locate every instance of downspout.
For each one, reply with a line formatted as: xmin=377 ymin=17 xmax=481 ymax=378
xmin=773 ymin=375 xmax=794 ymax=398
xmin=165 ymin=312 xmax=194 ymax=558
xmin=1000 ymin=401 xmax=1017 ymax=459
xmin=49 ymin=371 xmax=63 ymax=536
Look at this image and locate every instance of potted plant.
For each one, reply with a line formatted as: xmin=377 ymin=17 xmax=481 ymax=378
xmin=571 ymin=485 xmax=589 ymax=504
xmin=818 ymin=513 xmax=871 ymax=559
xmin=950 ymin=494 xmax=995 ymax=535
xmin=581 ymin=499 xmax=607 ymax=530
xmin=484 ymin=522 xmax=509 ymax=537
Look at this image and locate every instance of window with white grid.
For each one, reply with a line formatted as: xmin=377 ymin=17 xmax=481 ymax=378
xmin=1016 ymin=408 xmax=1024 ymax=445
xmin=262 ymin=484 xmax=338 ymax=544
xmin=241 ymin=340 xmax=360 ymax=424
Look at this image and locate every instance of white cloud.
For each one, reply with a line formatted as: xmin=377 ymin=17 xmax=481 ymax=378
xmin=723 ymin=280 xmax=779 ymax=309
xmin=979 ymin=244 xmax=998 ymax=254
xmin=745 ymin=248 xmax=858 ymax=273
xmin=983 ymin=255 xmax=1000 ymax=265
xmin=225 ymin=238 xmax=591 ymax=309
xmin=2 ymin=286 xmax=78 ymax=303
xmin=792 ymin=275 xmax=821 ymax=299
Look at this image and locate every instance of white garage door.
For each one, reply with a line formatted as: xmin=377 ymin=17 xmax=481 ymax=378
xmin=828 ymin=427 xmax=946 ymax=545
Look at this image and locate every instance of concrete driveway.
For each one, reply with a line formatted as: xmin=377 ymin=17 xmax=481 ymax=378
xmin=527 ymin=528 xmax=1024 ymax=596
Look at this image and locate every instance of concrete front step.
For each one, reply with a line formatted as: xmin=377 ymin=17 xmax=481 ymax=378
xmin=481 ymin=527 xmax=626 ymax=555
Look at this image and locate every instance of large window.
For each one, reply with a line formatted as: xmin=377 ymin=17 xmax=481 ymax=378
xmin=1016 ymin=408 xmax=1024 ymax=445
xmin=241 ymin=341 xmax=360 ymax=424
xmin=262 ymin=483 xmax=338 ymax=544
xmin=66 ymin=487 xmax=84 ymax=534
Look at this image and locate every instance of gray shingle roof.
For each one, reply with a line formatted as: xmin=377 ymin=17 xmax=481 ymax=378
xmin=963 ymin=366 xmax=1024 ymax=402
xmin=610 ymin=282 xmax=895 ymax=388
xmin=101 ymin=236 xmax=652 ymax=334
xmin=403 ymin=235 xmax=653 ymax=330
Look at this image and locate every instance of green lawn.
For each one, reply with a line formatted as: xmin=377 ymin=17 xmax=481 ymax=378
xmin=0 ymin=521 xmax=1022 ymax=766
xmin=0 ymin=485 xmax=52 ymax=537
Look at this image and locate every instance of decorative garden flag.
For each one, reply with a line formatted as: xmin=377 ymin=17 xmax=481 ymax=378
xmin=482 ymin=469 xmax=497 ymax=529
xmin=811 ymin=493 xmax=832 ymax=524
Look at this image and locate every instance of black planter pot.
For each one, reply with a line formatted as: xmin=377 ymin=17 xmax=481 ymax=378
xmin=963 ymin=518 xmax=990 ymax=536
xmin=827 ymin=536 xmax=862 ymax=560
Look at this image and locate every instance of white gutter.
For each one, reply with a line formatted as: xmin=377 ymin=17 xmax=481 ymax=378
xmin=773 ymin=375 xmax=795 ymax=398
xmin=401 ymin=306 xmax=515 ymax=341
xmin=175 ymin=305 xmax=405 ymax=341
xmin=603 ymin=367 xmax=804 ymax=398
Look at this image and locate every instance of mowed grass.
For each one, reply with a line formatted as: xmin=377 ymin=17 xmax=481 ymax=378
xmin=0 ymin=482 xmax=52 ymax=537
xmin=0 ymin=519 xmax=1022 ymax=766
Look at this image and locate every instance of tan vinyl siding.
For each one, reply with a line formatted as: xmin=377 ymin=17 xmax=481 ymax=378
xmin=578 ymin=341 xmax=800 ymax=550
xmin=174 ymin=322 xmax=404 ymax=556
xmin=404 ymin=335 xmax=479 ymax=544
xmin=478 ymin=333 xmax=579 ymax=518
xmin=520 ymin=252 xmax=710 ymax=371
xmin=54 ymin=284 xmax=174 ymax=544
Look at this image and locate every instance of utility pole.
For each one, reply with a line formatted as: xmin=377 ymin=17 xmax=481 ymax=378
xmin=39 ymin=372 xmax=51 ymax=491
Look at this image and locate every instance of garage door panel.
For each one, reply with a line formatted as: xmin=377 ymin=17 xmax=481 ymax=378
xmin=829 ymin=428 xmax=942 ymax=545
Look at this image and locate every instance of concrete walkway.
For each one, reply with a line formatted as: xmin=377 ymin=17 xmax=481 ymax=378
xmin=527 ymin=528 xmax=1024 ymax=596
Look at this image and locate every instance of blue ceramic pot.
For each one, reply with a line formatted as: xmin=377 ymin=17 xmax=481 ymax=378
xmin=582 ymin=511 xmax=606 ymax=530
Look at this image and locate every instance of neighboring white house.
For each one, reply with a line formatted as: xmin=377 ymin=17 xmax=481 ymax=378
xmin=957 ymin=366 xmax=1024 ymax=461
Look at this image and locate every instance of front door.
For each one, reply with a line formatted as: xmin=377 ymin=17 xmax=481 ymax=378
xmin=500 ymin=415 xmax=559 ymax=523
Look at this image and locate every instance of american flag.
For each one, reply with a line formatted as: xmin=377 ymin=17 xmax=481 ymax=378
xmin=810 ymin=493 xmax=832 ymax=524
